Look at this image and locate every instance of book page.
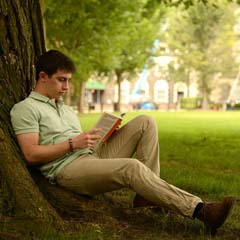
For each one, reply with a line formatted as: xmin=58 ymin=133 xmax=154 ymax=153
xmin=95 ymin=112 xmax=122 ymax=140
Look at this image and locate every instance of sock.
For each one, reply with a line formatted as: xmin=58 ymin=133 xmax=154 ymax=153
xmin=192 ymin=202 xmax=204 ymax=218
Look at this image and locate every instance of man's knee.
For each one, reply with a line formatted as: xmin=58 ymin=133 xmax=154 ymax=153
xmin=118 ymin=158 xmax=153 ymax=189
xmin=126 ymin=158 xmax=142 ymax=169
xmin=135 ymin=115 xmax=157 ymax=130
xmin=120 ymin=159 xmax=145 ymax=181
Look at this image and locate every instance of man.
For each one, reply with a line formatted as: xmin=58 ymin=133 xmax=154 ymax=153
xmin=11 ymin=50 xmax=235 ymax=235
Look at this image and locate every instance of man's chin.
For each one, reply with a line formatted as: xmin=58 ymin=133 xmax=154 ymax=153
xmin=54 ymin=93 xmax=64 ymax=100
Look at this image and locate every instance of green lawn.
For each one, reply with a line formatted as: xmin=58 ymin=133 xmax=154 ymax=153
xmin=80 ymin=111 xmax=240 ymax=198
xmin=79 ymin=111 xmax=240 ymax=239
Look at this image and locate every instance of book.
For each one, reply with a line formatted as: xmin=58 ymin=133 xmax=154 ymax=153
xmin=95 ymin=112 xmax=125 ymax=143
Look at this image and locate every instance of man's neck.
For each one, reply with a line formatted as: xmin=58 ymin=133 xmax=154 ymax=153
xmin=34 ymin=86 xmax=57 ymax=101
xmin=34 ymin=85 xmax=48 ymax=97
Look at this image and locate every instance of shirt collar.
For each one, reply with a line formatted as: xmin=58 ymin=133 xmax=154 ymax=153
xmin=29 ymin=91 xmax=64 ymax=107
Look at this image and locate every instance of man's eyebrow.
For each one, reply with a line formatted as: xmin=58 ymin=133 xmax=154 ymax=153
xmin=58 ymin=76 xmax=71 ymax=81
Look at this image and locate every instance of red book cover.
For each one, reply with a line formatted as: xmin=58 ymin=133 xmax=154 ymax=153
xmin=95 ymin=112 xmax=125 ymax=143
xmin=102 ymin=118 xmax=123 ymax=142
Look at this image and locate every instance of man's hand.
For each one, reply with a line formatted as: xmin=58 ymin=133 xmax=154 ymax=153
xmin=72 ymin=128 xmax=102 ymax=149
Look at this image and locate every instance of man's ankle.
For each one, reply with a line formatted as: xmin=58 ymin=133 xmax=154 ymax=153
xmin=192 ymin=202 xmax=204 ymax=218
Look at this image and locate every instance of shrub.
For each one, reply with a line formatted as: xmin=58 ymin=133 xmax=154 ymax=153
xmin=180 ymin=97 xmax=203 ymax=109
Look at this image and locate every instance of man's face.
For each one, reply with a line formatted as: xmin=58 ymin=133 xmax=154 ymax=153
xmin=40 ymin=70 xmax=72 ymax=99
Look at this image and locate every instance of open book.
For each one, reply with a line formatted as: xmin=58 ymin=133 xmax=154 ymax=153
xmin=95 ymin=112 xmax=125 ymax=143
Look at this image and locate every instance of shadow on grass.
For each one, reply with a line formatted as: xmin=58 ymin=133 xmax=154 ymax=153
xmin=1 ymin=190 xmax=239 ymax=240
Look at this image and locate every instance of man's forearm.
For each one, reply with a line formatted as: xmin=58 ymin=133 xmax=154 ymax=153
xmin=25 ymin=140 xmax=71 ymax=166
xmin=17 ymin=129 xmax=101 ymax=166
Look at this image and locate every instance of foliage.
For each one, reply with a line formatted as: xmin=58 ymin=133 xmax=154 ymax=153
xmin=164 ymin=0 xmax=238 ymax=108
xmin=44 ymin=0 xmax=166 ymax=111
xmin=180 ymin=97 xmax=202 ymax=109
xmin=44 ymin=0 xmax=133 ymax=81
xmin=148 ymin=0 xmax=240 ymax=7
xmin=44 ymin=1 xmax=161 ymax=80
xmin=111 ymin=3 xmax=166 ymax=110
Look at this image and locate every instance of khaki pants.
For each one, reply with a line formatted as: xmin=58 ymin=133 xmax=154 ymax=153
xmin=56 ymin=115 xmax=202 ymax=217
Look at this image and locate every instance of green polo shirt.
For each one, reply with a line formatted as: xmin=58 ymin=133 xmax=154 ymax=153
xmin=10 ymin=91 xmax=90 ymax=182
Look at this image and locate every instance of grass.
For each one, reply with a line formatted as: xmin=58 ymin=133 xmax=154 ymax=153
xmin=78 ymin=110 xmax=240 ymax=239
xmin=80 ymin=111 xmax=240 ymax=198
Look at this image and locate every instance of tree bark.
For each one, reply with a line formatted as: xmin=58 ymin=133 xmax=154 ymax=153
xmin=30 ymin=168 xmax=120 ymax=221
xmin=200 ymin=75 xmax=209 ymax=110
xmin=0 ymin=0 xmax=64 ymax=229
xmin=115 ymin=70 xmax=123 ymax=112
xmin=186 ymin=70 xmax=190 ymax=98
xmin=78 ymin=81 xmax=85 ymax=113
xmin=202 ymin=88 xmax=209 ymax=110
xmin=167 ymin=79 xmax=174 ymax=111
xmin=64 ymin=87 xmax=71 ymax=106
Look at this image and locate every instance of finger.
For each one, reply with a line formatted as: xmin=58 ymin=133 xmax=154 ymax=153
xmin=86 ymin=139 xmax=97 ymax=147
xmin=85 ymin=133 xmax=101 ymax=140
xmin=89 ymin=128 xmax=102 ymax=134
xmin=88 ymin=132 xmax=102 ymax=139
xmin=92 ymin=134 xmax=102 ymax=139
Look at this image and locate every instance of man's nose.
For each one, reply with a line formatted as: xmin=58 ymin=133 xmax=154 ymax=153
xmin=63 ymin=81 xmax=69 ymax=90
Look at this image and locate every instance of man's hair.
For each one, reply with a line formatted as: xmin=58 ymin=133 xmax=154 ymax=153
xmin=35 ymin=50 xmax=76 ymax=80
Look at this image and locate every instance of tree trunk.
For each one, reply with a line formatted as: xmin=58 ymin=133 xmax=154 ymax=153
xmin=0 ymin=0 xmax=65 ymax=230
xmin=186 ymin=70 xmax=190 ymax=98
xmin=64 ymin=87 xmax=71 ymax=106
xmin=202 ymin=89 xmax=209 ymax=110
xmin=30 ymin=168 xmax=121 ymax=219
xmin=201 ymin=76 xmax=209 ymax=110
xmin=167 ymin=79 xmax=174 ymax=111
xmin=115 ymin=70 xmax=122 ymax=112
xmin=78 ymin=81 xmax=85 ymax=113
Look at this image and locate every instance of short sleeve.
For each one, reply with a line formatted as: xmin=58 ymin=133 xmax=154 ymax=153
xmin=10 ymin=102 xmax=40 ymax=135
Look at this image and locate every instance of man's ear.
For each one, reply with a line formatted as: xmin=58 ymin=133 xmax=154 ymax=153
xmin=38 ymin=71 xmax=48 ymax=82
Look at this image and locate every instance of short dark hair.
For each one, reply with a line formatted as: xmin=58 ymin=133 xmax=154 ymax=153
xmin=35 ymin=50 xmax=76 ymax=80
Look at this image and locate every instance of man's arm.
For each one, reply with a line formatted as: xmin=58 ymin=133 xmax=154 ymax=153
xmin=17 ymin=128 xmax=101 ymax=166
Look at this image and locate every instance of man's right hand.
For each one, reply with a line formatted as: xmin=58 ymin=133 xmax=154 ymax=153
xmin=72 ymin=128 xmax=102 ymax=149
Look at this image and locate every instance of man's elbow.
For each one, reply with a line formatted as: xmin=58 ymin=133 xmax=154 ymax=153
xmin=24 ymin=153 xmax=39 ymax=166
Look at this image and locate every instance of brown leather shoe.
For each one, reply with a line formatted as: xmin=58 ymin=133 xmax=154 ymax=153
xmin=133 ymin=194 xmax=157 ymax=208
xmin=195 ymin=196 xmax=236 ymax=235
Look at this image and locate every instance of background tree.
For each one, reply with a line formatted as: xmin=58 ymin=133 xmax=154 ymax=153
xmin=165 ymin=0 xmax=238 ymax=109
xmin=112 ymin=7 xmax=164 ymax=111
xmin=44 ymin=0 xmax=130 ymax=112
xmin=44 ymin=0 xmax=165 ymax=112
